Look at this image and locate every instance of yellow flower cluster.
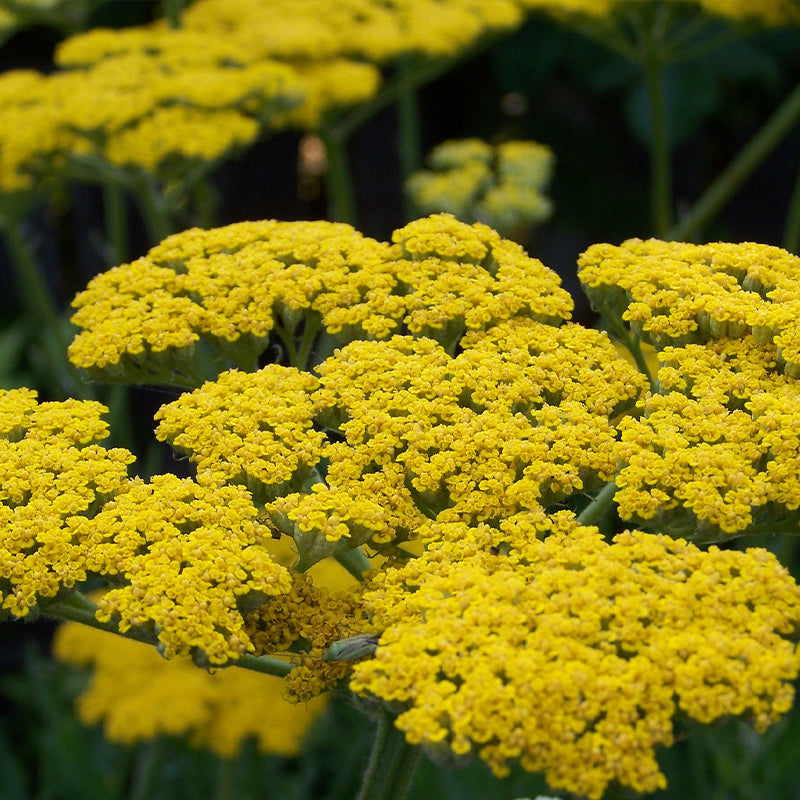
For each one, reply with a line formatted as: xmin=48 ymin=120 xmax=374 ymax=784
xmin=181 ymin=0 xmax=523 ymax=63
xmin=351 ymin=510 xmax=800 ymax=800
xmin=579 ymin=238 xmax=800 ymax=374
xmin=244 ymin=570 xmax=371 ymax=701
xmin=518 ymin=0 xmax=800 ymax=25
xmin=0 ymin=34 xmax=303 ymax=192
xmin=154 ymin=365 xmax=325 ymax=501
xmin=78 ymin=474 xmax=292 ymax=665
xmin=52 ymin=544 xmax=356 ymax=752
xmin=68 ymin=215 xmax=573 ymax=383
xmin=53 ymin=621 xmax=327 ymax=757
xmin=699 ymin=0 xmax=800 ymax=23
xmin=0 ymin=389 xmax=134 ymax=617
xmin=154 ymin=316 xmax=642 ymax=569
xmin=616 ymin=335 xmax=800 ymax=539
xmin=407 ymin=138 xmax=554 ymax=236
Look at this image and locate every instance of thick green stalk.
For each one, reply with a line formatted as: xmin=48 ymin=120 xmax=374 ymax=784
xmin=329 ymin=46 xmax=490 ymax=145
xmin=578 ymin=482 xmax=618 ymax=527
xmin=395 ymin=56 xmax=423 ymax=221
xmin=335 ymin=546 xmax=372 ymax=581
xmin=213 ymin=758 xmax=236 ymax=800
xmin=234 ymin=653 xmax=297 ymax=678
xmin=0 ymin=219 xmax=92 ymax=399
xmin=129 ymin=742 xmax=163 ymax=800
xmin=319 ymin=128 xmax=357 ymax=224
xmin=134 ymin=174 xmax=175 ymax=243
xmin=670 ymin=77 xmax=800 ymax=242
xmin=103 ymin=182 xmax=129 ymax=265
xmin=43 ymin=592 xmax=151 ymax=643
xmin=643 ymin=52 xmax=672 ymax=237
xmin=783 ymin=160 xmax=800 ymax=253
xmin=356 ymin=709 xmax=421 ymax=800
xmin=46 ymin=592 xmax=297 ymax=678
xmin=163 ymin=0 xmax=183 ymax=29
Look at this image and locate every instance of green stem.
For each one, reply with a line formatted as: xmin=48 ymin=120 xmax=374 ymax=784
xmin=162 ymin=0 xmax=183 ymax=29
xmin=103 ymin=182 xmax=129 ymax=266
xmin=643 ymin=51 xmax=672 ymax=237
xmin=395 ymin=55 xmax=422 ymax=221
xmin=297 ymin=314 xmax=323 ymax=370
xmin=670 ymin=77 xmax=800 ymax=242
xmin=578 ymin=482 xmax=618 ymax=527
xmin=783 ymin=155 xmax=800 ymax=253
xmin=330 ymin=50 xmax=480 ymax=144
xmin=335 ymin=546 xmax=372 ymax=581
xmin=0 ymin=219 xmax=92 ymax=399
xmin=213 ymin=758 xmax=236 ymax=800
xmin=45 ymin=593 xmax=297 ymax=679
xmin=233 ymin=652 xmax=297 ymax=678
xmin=129 ymin=742 xmax=163 ymax=800
xmin=319 ymin=127 xmax=357 ymax=224
xmin=133 ymin=174 xmax=174 ymax=243
xmin=43 ymin=592 xmax=156 ymax=645
xmin=356 ymin=709 xmax=421 ymax=800
xmin=273 ymin=321 xmax=299 ymax=366
xmin=600 ymin=311 xmax=656 ymax=391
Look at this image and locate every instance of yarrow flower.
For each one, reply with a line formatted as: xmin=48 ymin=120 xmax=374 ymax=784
xmin=54 ymin=621 xmax=328 ymax=757
xmin=81 ymin=474 xmax=292 ymax=665
xmin=0 ymin=389 xmax=134 ymax=617
xmin=351 ymin=510 xmax=800 ymax=800
xmin=68 ymin=214 xmax=573 ymax=384
xmin=52 ymin=544 xmax=357 ymax=753
xmin=578 ymin=239 xmax=800 ymax=373
xmin=407 ymin=138 xmax=554 ymax=236
xmin=615 ymin=335 xmax=800 ymax=540
xmin=7 ymin=212 xmax=800 ymax=799
xmin=0 ymin=34 xmax=303 ymax=193
xmin=578 ymin=238 xmax=800 ymax=542
xmin=151 ymin=320 xmax=643 ymax=569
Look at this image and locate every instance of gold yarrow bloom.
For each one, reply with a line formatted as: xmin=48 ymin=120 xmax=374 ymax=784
xmin=3 ymin=215 xmax=800 ymax=798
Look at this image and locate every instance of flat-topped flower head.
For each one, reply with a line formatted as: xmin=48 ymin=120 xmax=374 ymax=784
xmin=407 ymin=139 xmax=554 ymax=236
xmin=616 ymin=335 xmax=800 ymax=541
xmin=148 ymin=318 xmax=642 ymax=570
xmin=68 ymin=219 xmax=384 ymax=385
xmin=274 ymin=326 xmax=639 ymax=564
xmin=0 ymin=35 xmax=303 ymax=193
xmin=0 ymin=389 xmax=134 ymax=617
xmin=181 ymin=0 xmax=522 ymax=64
xmin=154 ymin=365 xmax=325 ymax=503
xmin=69 ymin=215 xmax=574 ymax=384
xmin=517 ymin=0 xmax=800 ymax=25
xmin=54 ymin=621 xmax=327 ymax=757
xmin=578 ymin=238 xmax=800 ymax=374
xmin=77 ymin=474 xmax=292 ymax=665
xmin=351 ymin=511 xmax=800 ymax=799
xmin=391 ymin=214 xmax=572 ymax=346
